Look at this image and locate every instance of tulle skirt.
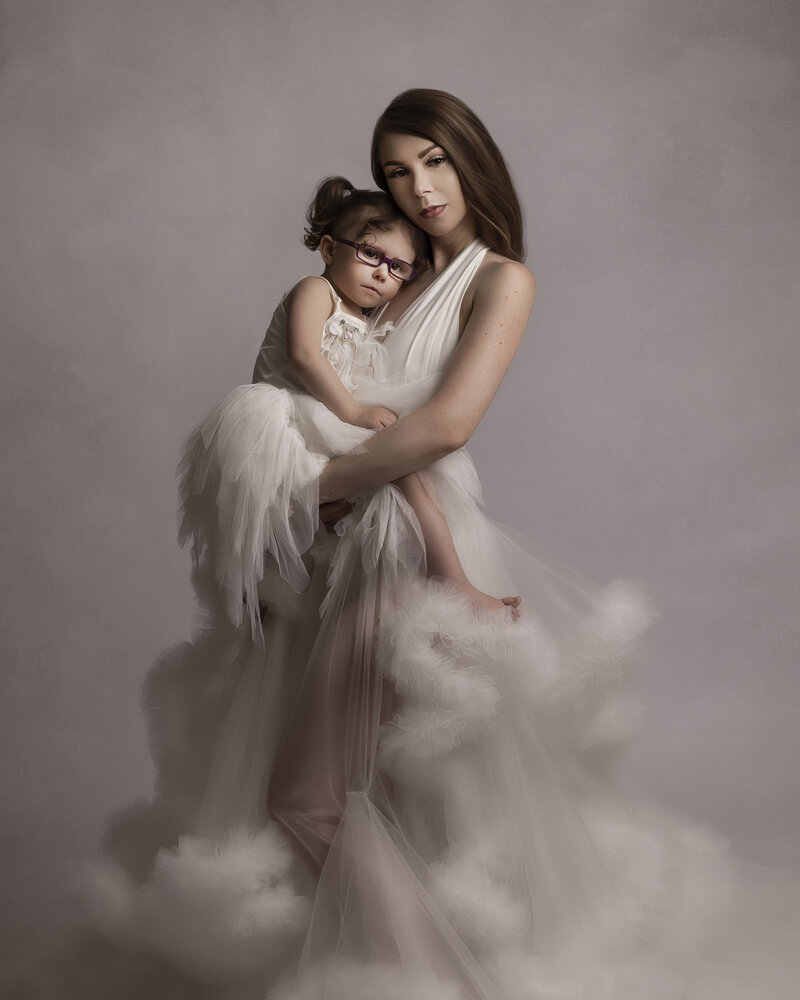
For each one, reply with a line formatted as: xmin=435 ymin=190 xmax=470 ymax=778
xmin=14 ymin=382 xmax=799 ymax=999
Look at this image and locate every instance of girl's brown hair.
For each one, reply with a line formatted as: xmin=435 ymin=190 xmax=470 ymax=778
xmin=303 ymin=176 xmax=428 ymax=266
xmin=370 ymin=90 xmax=525 ymax=262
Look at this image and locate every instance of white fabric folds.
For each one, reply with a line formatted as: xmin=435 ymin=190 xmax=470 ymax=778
xmin=178 ymin=383 xmax=327 ymax=639
xmin=26 ymin=240 xmax=798 ymax=1000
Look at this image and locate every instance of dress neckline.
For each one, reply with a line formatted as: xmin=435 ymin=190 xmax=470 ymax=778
xmin=374 ymin=239 xmax=485 ymax=328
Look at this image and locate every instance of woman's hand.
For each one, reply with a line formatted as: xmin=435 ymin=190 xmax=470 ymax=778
xmin=349 ymin=405 xmax=399 ymax=430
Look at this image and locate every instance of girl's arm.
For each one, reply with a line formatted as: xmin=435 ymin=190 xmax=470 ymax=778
xmin=318 ymin=260 xmax=535 ymax=502
xmin=286 ymin=277 xmax=395 ymax=428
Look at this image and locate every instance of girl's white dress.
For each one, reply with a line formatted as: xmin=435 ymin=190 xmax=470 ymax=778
xmin=74 ymin=242 xmax=799 ymax=1000
xmin=186 ymin=272 xmax=386 ymax=638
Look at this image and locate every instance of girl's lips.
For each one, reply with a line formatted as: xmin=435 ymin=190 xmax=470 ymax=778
xmin=420 ymin=205 xmax=446 ymax=219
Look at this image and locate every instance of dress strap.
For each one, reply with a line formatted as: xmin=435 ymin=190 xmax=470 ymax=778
xmin=290 ymin=274 xmax=342 ymax=316
xmin=315 ymin=275 xmax=342 ymax=310
xmin=307 ymin=275 xmax=367 ymax=327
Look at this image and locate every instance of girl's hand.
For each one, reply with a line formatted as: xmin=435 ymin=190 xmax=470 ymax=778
xmin=350 ymin=405 xmax=398 ymax=429
xmin=319 ymin=500 xmax=353 ymax=532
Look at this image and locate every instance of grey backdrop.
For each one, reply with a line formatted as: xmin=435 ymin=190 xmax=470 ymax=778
xmin=2 ymin=0 xmax=798 ymax=965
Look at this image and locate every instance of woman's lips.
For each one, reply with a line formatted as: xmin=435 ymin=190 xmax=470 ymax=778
xmin=420 ymin=205 xmax=446 ymax=219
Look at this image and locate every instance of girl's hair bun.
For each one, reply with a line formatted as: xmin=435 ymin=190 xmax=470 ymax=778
xmin=303 ymin=177 xmax=356 ymax=250
xmin=302 ymin=175 xmax=429 ymax=270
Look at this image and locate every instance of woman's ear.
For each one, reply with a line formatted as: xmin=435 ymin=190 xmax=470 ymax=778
xmin=319 ymin=235 xmax=335 ymax=266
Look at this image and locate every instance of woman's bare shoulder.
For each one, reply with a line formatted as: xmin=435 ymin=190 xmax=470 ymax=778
xmin=481 ymin=251 xmax=535 ymax=286
xmin=469 ymin=252 xmax=536 ymax=310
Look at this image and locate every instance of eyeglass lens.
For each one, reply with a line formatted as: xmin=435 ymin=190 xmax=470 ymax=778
xmin=354 ymin=243 xmax=415 ymax=281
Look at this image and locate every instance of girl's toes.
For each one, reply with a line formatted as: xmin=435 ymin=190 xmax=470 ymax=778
xmin=500 ymin=595 xmax=522 ymax=621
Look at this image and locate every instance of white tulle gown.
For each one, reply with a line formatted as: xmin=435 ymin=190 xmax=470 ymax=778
xmin=64 ymin=241 xmax=799 ymax=1000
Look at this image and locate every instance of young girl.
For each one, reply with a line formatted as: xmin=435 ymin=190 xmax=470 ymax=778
xmin=182 ymin=176 xmax=520 ymax=637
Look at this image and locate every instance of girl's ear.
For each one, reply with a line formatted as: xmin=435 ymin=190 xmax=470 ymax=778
xmin=319 ymin=235 xmax=335 ymax=266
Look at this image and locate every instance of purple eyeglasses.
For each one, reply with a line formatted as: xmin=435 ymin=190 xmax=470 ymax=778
xmin=334 ymin=238 xmax=417 ymax=282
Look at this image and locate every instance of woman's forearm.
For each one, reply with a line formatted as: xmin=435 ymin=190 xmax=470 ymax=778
xmin=318 ymin=400 xmax=462 ymax=502
xmin=319 ymin=258 xmax=535 ymax=502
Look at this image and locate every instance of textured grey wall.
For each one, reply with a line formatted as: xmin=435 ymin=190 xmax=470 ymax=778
xmin=2 ymin=0 xmax=798 ymax=963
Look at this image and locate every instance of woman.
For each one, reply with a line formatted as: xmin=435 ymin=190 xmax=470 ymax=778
xmin=75 ymin=91 xmax=799 ymax=1000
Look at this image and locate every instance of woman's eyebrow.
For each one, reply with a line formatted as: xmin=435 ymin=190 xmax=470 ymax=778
xmin=382 ymin=144 xmax=441 ymax=168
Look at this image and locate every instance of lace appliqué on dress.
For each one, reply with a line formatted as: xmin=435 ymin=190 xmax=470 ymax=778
xmin=320 ymin=312 xmax=371 ymax=393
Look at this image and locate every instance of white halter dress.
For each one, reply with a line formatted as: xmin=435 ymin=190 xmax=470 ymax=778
xmin=73 ymin=241 xmax=800 ymax=1000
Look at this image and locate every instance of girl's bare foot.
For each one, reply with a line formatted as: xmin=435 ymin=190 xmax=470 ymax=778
xmin=460 ymin=584 xmax=522 ymax=620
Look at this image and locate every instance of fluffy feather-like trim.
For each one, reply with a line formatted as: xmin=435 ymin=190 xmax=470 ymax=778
xmin=380 ymin=584 xmax=516 ymax=716
xmin=319 ymin=485 xmax=425 ymax=619
xmin=277 ymin=960 xmax=466 ymax=1000
xmin=380 ymin=624 xmax=501 ymax=715
xmin=376 ymin=583 xmax=507 ymax=785
xmin=487 ymin=827 xmax=725 ymax=1000
xmin=576 ymin=689 xmax=647 ymax=750
xmin=375 ymin=736 xmax=468 ymax=793
xmin=517 ymin=580 xmax=655 ymax=757
xmin=428 ymin=847 xmax=528 ymax=952
xmin=527 ymin=796 xmax=733 ymax=985
xmin=178 ymin=383 xmax=325 ymax=639
xmin=570 ymin=580 xmax=657 ymax=681
xmin=80 ymin=825 xmax=310 ymax=981
xmin=142 ymin=616 xmax=249 ymax=803
xmin=486 ymin=947 xmax=689 ymax=1000
xmin=378 ymin=693 xmax=500 ymax=769
xmin=583 ymin=798 xmax=734 ymax=958
xmin=380 ymin=580 xmax=517 ymax=661
xmin=98 ymin=797 xmax=189 ymax=883
xmin=376 ymin=578 xmax=653 ymax=785
xmin=379 ymin=578 xmax=652 ymax=705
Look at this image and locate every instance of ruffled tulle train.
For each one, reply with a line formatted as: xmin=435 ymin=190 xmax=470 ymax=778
xmin=10 ymin=379 xmax=799 ymax=1000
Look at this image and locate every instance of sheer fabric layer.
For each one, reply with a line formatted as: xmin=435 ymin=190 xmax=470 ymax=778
xmin=76 ymin=431 xmax=800 ymax=999
xmin=55 ymin=240 xmax=800 ymax=999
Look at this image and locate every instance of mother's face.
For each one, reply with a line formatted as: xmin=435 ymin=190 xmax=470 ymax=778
xmin=378 ymin=132 xmax=472 ymax=240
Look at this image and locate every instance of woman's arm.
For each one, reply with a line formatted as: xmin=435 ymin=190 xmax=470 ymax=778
xmin=318 ymin=260 xmax=535 ymax=502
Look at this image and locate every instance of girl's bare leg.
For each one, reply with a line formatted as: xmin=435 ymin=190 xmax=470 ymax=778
xmin=395 ymin=473 xmax=521 ymax=619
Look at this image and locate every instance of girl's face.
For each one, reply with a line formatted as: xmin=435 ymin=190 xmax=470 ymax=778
xmin=378 ymin=132 xmax=473 ymax=240
xmin=320 ymin=224 xmax=417 ymax=313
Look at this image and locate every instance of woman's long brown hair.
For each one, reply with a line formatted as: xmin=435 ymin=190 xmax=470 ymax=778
xmin=371 ymin=89 xmax=525 ymax=262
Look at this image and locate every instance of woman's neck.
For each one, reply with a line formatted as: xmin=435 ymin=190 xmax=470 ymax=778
xmin=429 ymin=219 xmax=480 ymax=273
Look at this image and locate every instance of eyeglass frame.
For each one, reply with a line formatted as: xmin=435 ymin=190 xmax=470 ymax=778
xmin=332 ymin=237 xmax=417 ymax=283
